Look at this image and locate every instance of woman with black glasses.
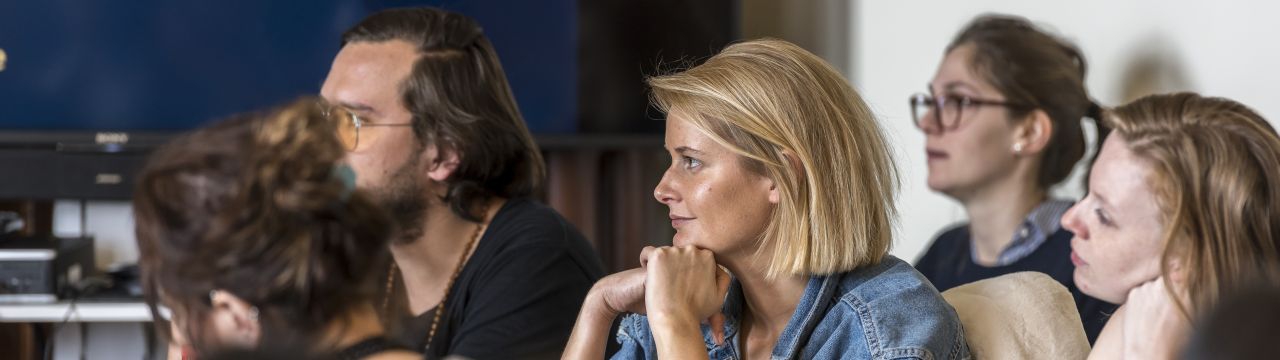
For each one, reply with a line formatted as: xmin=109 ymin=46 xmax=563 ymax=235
xmin=909 ymin=14 xmax=1116 ymax=343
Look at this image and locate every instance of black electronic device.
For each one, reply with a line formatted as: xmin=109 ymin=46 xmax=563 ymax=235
xmin=0 ymin=236 xmax=95 ymax=303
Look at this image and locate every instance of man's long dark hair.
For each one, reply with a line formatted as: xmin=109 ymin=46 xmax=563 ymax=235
xmin=342 ymin=7 xmax=546 ymax=222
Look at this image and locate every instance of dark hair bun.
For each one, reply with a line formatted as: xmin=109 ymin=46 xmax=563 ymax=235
xmin=133 ymin=97 xmax=394 ymax=350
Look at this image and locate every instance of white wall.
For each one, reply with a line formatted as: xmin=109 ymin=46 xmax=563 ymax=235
xmin=852 ymin=0 xmax=1280 ymax=261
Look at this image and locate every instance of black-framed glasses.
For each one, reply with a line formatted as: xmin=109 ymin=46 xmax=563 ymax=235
xmin=909 ymin=93 xmax=1029 ymax=132
xmin=320 ymin=102 xmax=413 ymax=151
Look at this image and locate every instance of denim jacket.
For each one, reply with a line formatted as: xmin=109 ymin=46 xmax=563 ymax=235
xmin=611 ymin=256 xmax=970 ymax=360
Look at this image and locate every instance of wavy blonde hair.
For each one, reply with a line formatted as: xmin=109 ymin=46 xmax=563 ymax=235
xmin=1108 ymin=92 xmax=1280 ymax=320
xmin=648 ymin=38 xmax=899 ymax=278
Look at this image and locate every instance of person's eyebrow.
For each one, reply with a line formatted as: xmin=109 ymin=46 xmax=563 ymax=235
xmin=941 ymin=81 xmax=978 ymax=94
xmin=1094 ymin=191 xmax=1113 ymax=211
xmin=336 ymin=101 xmax=378 ymax=115
xmin=674 ymin=146 xmax=704 ymax=155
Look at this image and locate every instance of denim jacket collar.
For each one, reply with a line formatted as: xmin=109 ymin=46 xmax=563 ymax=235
xmin=705 ymin=273 xmax=843 ymax=360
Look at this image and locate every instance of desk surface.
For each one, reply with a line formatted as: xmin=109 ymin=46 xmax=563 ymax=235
xmin=0 ymin=301 xmax=153 ymax=322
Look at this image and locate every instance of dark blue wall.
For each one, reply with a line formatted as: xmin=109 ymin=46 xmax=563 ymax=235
xmin=0 ymin=0 xmax=576 ymax=133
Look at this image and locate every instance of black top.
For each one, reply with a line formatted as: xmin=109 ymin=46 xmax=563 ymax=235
xmin=335 ymin=336 xmax=414 ymax=360
xmin=398 ymin=198 xmax=605 ymax=360
xmin=915 ymin=226 xmax=1117 ymax=344
xmin=200 ymin=336 xmax=412 ymax=360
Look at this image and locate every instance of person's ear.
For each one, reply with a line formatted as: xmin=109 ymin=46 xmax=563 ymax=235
xmin=425 ymin=144 xmax=461 ymax=182
xmin=767 ymin=177 xmax=781 ymax=204
xmin=208 ymin=290 xmax=261 ymax=348
xmin=1165 ymin=257 xmax=1190 ymax=287
xmin=1012 ymin=109 xmax=1054 ymax=155
xmin=767 ymin=151 xmax=805 ymax=204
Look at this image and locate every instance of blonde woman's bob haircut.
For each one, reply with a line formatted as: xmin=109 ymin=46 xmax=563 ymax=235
xmin=648 ymin=38 xmax=899 ymax=278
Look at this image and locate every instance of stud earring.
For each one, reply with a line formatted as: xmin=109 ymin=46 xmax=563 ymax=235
xmin=1012 ymin=142 xmax=1025 ymax=153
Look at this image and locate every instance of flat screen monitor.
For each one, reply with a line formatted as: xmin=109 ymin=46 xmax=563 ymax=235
xmin=0 ymin=0 xmax=577 ymax=199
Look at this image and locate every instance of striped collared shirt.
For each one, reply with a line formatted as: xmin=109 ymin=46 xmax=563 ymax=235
xmin=971 ymin=199 xmax=1075 ymax=266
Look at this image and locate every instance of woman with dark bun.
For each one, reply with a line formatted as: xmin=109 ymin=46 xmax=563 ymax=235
xmin=911 ymin=14 xmax=1116 ymax=342
xmin=134 ymin=98 xmax=419 ymax=360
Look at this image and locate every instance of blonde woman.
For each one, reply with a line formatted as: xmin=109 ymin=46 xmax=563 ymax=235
xmin=563 ymin=39 xmax=969 ymax=359
xmin=1062 ymin=93 xmax=1280 ymax=358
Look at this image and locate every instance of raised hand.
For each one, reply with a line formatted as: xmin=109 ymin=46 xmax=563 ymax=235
xmin=642 ymin=246 xmax=731 ymax=350
xmin=1121 ymin=277 xmax=1191 ymax=360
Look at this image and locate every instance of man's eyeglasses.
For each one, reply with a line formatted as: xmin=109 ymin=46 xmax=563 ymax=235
xmin=909 ymin=93 xmax=1029 ymax=132
xmin=320 ymin=103 xmax=413 ymax=151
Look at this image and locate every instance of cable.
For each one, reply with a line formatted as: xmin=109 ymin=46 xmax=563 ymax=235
xmin=43 ymin=297 xmax=80 ymax=360
xmin=38 ymin=200 xmax=94 ymax=359
xmin=142 ymin=321 xmax=156 ymax=360
xmin=79 ymin=200 xmax=87 ymax=238
xmin=78 ymin=321 xmax=87 ymax=360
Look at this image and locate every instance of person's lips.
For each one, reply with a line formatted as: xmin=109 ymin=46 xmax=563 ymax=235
xmin=1070 ymin=250 xmax=1088 ymax=267
xmin=669 ymin=214 xmax=694 ymax=228
xmin=926 ymin=148 xmax=949 ymax=161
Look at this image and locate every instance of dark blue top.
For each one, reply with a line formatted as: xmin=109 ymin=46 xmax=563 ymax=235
xmin=915 ymin=226 xmax=1117 ymax=344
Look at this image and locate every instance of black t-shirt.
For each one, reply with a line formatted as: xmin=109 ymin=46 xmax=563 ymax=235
xmin=201 ymin=336 xmax=411 ymax=360
xmin=915 ymin=225 xmax=1117 ymax=344
xmin=397 ymin=198 xmax=605 ymax=360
